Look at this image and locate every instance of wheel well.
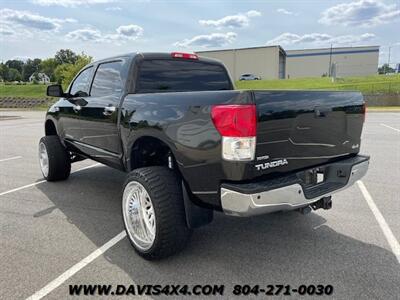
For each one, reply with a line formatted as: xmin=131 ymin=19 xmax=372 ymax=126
xmin=130 ymin=137 xmax=173 ymax=170
xmin=131 ymin=137 xmax=214 ymax=229
xmin=45 ymin=120 xmax=57 ymax=136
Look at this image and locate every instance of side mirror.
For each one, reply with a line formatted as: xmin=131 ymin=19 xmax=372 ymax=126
xmin=47 ymin=84 xmax=65 ymax=97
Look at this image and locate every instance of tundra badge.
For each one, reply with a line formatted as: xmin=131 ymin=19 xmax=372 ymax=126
xmin=255 ymin=159 xmax=288 ymax=171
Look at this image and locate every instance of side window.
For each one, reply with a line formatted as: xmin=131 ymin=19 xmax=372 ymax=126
xmin=70 ymin=67 xmax=92 ymax=97
xmin=90 ymin=61 xmax=124 ymax=97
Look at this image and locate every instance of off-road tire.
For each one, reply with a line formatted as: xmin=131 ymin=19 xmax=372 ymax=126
xmin=122 ymin=166 xmax=192 ymax=260
xmin=39 ymin=136 xmax=71 ymax=181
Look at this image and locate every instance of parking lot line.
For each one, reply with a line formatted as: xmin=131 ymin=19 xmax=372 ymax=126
xmin=0 ymin=180 xmax=47 ymax=197
xmin=380 ymin=123 xmax=400 ymax=133
xmin=0 ymin=122 xmax=43 ymax=129
xmin=0 ymin=163 xmax=101 ymax=197
xmin=357 ymin=180 xmax=400 ymax=264
xmin=26 ymin=231 xmax=127 ymax=300
xmin=0 ymin=156 xmax=22 ymax=163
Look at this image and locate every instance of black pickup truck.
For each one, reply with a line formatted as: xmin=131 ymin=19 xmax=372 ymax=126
xmin=40 ymin=52 xmax=369 ymax=259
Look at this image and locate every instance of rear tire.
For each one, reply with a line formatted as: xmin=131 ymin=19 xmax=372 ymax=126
xmin=122 ymin=166 xmax=191 ymax=260
xmin=38 ymin=136 xmax=71 ymax=181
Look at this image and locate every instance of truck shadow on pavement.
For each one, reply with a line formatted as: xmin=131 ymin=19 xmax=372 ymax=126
xmin=37 ymin=165 xmax=400 ymax=299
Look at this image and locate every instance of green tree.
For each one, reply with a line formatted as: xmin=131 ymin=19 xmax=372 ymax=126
xmin=54 ymin=63 xmax=70 ymax=84
xmin=54 ymin=54 xmax=92 ymax=86
xmin=7 ymin=68 xmax=22 ymax=81
xmin=55 ymin=49 xmax=78 ymax=65
xmin=5 ymin=60 xmax=24 ymax=74
xmin=0 ymin=63 xmax=10 ymax=81
xmin=40 ymin=58 xmax=59 ymax=82
xmin=378 ymin=64 xmax=395 ymax=74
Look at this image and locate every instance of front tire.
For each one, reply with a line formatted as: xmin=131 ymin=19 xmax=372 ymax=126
xmin=122 ymin=167 xmax=191 ymax=259
xmin=38 ymin=136 xmax=71 ymax=181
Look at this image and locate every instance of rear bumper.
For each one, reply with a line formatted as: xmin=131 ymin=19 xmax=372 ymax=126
xmin=220 ymin=155 xmax=369 ymax=217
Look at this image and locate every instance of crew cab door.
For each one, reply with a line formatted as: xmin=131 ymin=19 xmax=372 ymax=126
xmin=76 ymin=60 xmax=126 ymax=169
xmin=58 ymin=66 xmax=93 ymax=143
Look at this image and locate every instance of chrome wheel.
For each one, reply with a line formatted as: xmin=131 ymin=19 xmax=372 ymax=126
xmin=39 ymin=142 xmax=49 ymax=177
xmin=122 ymin=181 xmax=156 ymax=250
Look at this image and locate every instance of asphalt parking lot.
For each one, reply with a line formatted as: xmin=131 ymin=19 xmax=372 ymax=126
xmin=0 ymin=110 xmax=399 ymax=300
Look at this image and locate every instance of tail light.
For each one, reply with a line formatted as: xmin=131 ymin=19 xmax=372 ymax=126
xmin=171 ymin=52 xmax=198 ymax=60
xmin=211 ymin=105 xmax=256 ymax=161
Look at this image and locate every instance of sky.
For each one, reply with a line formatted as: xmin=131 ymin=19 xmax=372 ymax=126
xmin=0 ymin=0 xmax=399 ymax=65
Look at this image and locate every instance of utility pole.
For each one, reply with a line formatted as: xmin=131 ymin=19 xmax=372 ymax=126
xmin=328 ymin=44 xmax=333 ymax=77
xmin=386 ymin=45 xmax=392 ymax=74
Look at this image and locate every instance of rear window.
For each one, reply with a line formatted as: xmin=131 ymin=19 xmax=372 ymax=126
xmin=135 ymin=59 xmax=232 ymax=93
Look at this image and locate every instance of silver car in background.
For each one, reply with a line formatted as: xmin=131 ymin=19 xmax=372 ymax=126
xmin=239 ymin=73 xmax=261 ymax=80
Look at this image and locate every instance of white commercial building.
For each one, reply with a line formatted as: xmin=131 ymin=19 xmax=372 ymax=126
xmin=286 ymin=46 xmax=380 ymax=78
xmin=196 ymin=46 xmax=286 ymax=81
xmin=196 ymin=45 xmax=379 ymax=80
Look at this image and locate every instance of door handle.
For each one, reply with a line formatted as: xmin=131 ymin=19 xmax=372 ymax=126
xmin=72 ymin=105 xmax=81 ymax=113
xmin=103 ymin=105 xmax=116 ymax=116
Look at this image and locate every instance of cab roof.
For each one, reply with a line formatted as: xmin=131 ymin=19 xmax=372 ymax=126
xmin=89 ymin=52 xmax=224 ymax=66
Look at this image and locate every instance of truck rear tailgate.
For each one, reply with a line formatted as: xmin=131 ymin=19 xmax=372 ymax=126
xmin=253 ymin=90 xmax=365 ymax=176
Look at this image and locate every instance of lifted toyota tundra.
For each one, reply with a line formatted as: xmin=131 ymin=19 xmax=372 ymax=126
xmin=40 ymin=52 xmax=369 ymax=259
